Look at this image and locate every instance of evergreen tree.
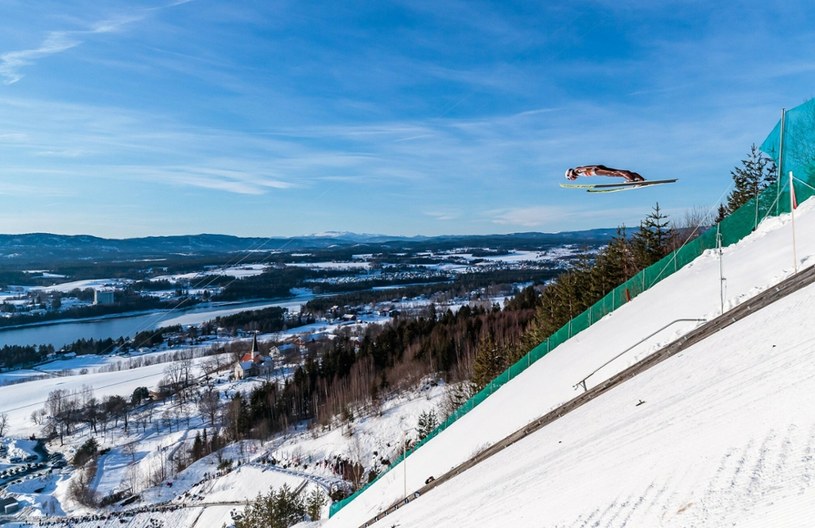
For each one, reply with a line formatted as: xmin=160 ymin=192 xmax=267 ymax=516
xmin=191 ymin=431 xmax=204 ymax=461
xmin=305 ymin=489 xmax=325 ymax=520
xmin=725 ymin=144 xmax=777 ymax=214
xmin=715 ymin=203 xmax=728 ymax=223
xmin=72 ymin=437 xmax=99 ymax=466
xmin=236 ymin=485 xmax=307 ymax=528
xmin=440 ymin=381 xmax=477 ymax=420
xmin=590 ymin=226 xmax=635 ymax=299
xmin=517 ymin=204 xmax=678 ymax=362
xmin=472 ymin=332 xmax=505 ymax=390
xmin=632 ymin=203 xmax=673 ymax=268
xmin=416 ymin=409 xmax=438 ymax=441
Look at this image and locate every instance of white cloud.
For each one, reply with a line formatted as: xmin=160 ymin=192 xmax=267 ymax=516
xmin=0 ymin=32 xmax=80 ymax=84
xmin=0 ymin=4 xmax=185 ymax=85
xmin=424 ymin=210 xmax=460 ymax=221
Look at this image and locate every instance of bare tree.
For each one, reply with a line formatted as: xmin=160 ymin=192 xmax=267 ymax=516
xmin=0 ymin=412 xmax=8 ymax=437
xmin=103 ymin=395 xmax=129 ymax=432
xmin=200 ymin=357 xmax=224 ymax=379
xmin=670 ymin=205 xmax=715 ymax=250
xmin=30 ymin=409 xmax=46 ymax=427
xmin=346 ymin=434 xmax=367 ymax=490
xmin=68 ymin=459 xmax=98 ymax=506
xmin=164 ymin=357 xmax=195 ymax=403
xmin=198 ymin=387 xmax=221 ymax=426
xmin=45 ymin=389 xmax=72 ymax=444
xmin=125 ymin=463 xmax=143 ymax=495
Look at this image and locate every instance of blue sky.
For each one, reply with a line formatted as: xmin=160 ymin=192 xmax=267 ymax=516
xmin=1 ymin=0 xmax=813 ymax=238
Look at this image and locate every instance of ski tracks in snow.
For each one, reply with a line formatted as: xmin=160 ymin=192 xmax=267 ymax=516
xmin=555 ymin=424 xmax=815 ymax=528
xmin=599 ymin=426 xmax=815 ymax=527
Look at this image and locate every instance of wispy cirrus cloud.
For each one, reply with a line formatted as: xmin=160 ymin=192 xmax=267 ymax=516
xmin=0 ymin=1 xmax=192 ymax=85
xmin=155 ymin=166 xmax=296 ymax=195
xmin=424 ymin=210 xmax=461 ymax=222
xmin=0 ymin=17 xmax=141 ymax=85
xmin=0 ymin=32 xmax=81 ymax=85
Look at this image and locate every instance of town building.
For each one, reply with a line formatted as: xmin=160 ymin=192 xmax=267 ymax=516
xmin=234 ymin=333 xmax=278 ymax=380
xmin=0 ymin=496 xmax=19 ymax=515
xmin=94 ymin=289 xmax=115 ymax=305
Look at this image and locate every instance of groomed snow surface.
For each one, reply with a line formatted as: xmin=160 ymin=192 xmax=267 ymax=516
xmin=327 ymin=198 xmax=815 ymax=527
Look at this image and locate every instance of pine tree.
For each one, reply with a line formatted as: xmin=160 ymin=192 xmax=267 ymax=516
xmin=191 ymin=431 xmax=204 ymax=461
xmin=590 ymin=226 xmax=635 ymax=299
xmin=715 ymin=203 xmax=728 ymax=223
xmin=725 ymin=144 xmax=777 ymax=214
xmin=440 ymin=381 xmax=477 ymax=420
xmin=632 ymin=203 xmax=673 ymax=268
xmin=416 ymin=409 xmax=438 ymax=441
xmin=472 ymin=332 xmax=505 ymax=390
xmin=236 ymin=485 xmax=307 ymax=528
xmin=305 ymin=489 xmax=325 ymax=520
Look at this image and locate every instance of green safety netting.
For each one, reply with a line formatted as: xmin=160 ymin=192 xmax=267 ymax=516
xmin=761 ymin=98 xmax=815 ymax=213
xmin=330 ymin=98 xmax=815 ymax=518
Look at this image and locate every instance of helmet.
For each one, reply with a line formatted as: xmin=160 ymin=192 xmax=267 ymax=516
xmin=565 ymin=168 xmax=577 ymax=180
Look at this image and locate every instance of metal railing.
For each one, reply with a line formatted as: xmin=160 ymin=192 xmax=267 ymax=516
xmin=573 ymin=318 xmax=707 ymax=392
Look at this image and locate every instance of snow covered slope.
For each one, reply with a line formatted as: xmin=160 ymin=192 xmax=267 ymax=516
xmin=326 ymin=199 xmax=815 ymax=527
xmin=367 ymin=278 xmax=815 ymax=527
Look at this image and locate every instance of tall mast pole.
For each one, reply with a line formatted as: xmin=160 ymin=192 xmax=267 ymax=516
xmin=776 ymin=108 xmax=786 ymax=216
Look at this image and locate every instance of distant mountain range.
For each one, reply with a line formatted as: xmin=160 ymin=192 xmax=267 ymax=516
xmin=0 ymin=229 xmax=618 ymax=264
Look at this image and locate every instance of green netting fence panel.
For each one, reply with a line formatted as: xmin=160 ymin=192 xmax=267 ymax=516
xmin=330 ymin=99 xmax=815 ymax=518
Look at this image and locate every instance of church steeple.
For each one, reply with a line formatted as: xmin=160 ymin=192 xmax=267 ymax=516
xmin=251 ymin=332 xmax=259 ymax=360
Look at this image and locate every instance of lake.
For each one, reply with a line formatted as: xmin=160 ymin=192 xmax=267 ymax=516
xmin=0 ymin=292 xmax=314 ymax=349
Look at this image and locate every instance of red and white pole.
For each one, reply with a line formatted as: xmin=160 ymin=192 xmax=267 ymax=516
xmin=790 ymin=171 xmax=798 ymax=273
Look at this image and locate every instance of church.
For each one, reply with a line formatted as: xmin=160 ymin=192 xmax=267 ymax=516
xmin=233 ymin=333 xmax=277 ymax=379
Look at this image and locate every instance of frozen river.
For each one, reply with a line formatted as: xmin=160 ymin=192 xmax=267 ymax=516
xmin=0 ymin=292 xmax=314 ymax=349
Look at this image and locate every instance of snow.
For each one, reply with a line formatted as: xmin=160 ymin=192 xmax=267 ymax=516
xmin=0 ymin=375 xmax=448 ymax=526
xmin=363 ymin=279 xmax=815 ymax=527
xmin=0 ymin=349 xmax=231 ymax=437
xmin=325 ymin=198 xmax=815 ymax=527
xmin=151 ymin=264 xmax=270 ymax=282
xmin=38 ymin=279 xmax=131 ymax=293
xmin=156 ymin=294 xmax=314 ymax=328
xmin=268 ymin=380 xmax=448 ymax=476
xmin=287 ymin=261 xmax=372 ymax=270
xmin=3 ymin=199 xmax=814 ymax=527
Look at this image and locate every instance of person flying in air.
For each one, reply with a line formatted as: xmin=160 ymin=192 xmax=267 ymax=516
xmin=565 ymin=165 xmax=645 ymax=182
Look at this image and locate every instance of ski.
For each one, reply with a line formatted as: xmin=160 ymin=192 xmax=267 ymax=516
xmin=560 ymin=179 xmax=677 ymax=191
xmin=587 ymin=186 xmax=642 ymax=193
xmin=587 ymin=186 xmax=659 ymax=193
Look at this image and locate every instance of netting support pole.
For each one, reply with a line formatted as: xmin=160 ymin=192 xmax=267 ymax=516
xmin=717 ymin=224 xmax=725 ymax=314
xmin=790 ymin=171 xmax=798 ymax=273
xmin=776 ymin=108 xmax=786 ymax=217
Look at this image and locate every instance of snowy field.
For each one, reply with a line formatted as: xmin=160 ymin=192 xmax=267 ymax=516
xmin=0 ymin=301 xmax=450 ymax=526
xmin=39 ymin=279 xmax=132 ymax=293
xmin=156 ymin=295 xmax=314 ymax=328
xmin=151 ymin=264 xmax=271 ymax=282
xmin=326 ymin=199 xmax=815 ymax=526
xmin=1 ymin=375 xmax=448 ymax=526
xmin=0 ymin=347 xmax=232 ymax=438
xmin=287 ymin=261 xmax=372 ymax=270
